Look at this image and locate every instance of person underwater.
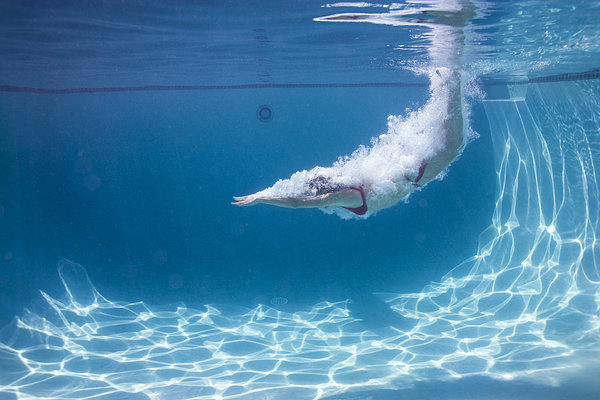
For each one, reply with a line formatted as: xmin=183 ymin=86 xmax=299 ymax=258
xmin=232 ymin=67 xmax=465 ymax=218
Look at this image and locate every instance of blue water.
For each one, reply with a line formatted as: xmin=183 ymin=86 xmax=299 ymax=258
xmin=0 ymin=1 xmax=599 ymax=399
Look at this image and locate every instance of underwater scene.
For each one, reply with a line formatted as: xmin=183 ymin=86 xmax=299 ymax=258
xmin=0 ymin=0 xmax=599 ymax=399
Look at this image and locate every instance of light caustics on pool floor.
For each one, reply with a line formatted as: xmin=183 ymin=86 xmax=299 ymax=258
xmin=1 ymin=79 xmax=599 ymax=400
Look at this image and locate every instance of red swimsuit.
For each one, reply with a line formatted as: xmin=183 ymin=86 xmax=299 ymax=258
xmin=342 ymin=163 xmax=427 ymax=216
xmin=343 ymin=186 xmax=368 ymax=216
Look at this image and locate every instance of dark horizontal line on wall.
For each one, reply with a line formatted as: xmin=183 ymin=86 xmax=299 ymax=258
xmin=0 ymin=82 xmax=428 ymax=94
xmin=1 ymin=69 xmax=598 ymax=94
xmin=485 ymin=68 xmax=600 ymax=86
xmin=528 ymin=68 xmax=600 ymax=83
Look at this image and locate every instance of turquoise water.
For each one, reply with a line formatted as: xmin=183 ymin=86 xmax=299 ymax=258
xmin=0 ymin=1 xmax=599 ymax=399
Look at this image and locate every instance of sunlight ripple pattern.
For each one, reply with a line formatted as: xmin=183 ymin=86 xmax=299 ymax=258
xmin=0 ymin=80 xmax=599 ymax=399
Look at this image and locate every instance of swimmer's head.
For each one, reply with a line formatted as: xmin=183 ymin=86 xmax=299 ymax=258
xmin=307 ymin=175 xmax=343 ymax=196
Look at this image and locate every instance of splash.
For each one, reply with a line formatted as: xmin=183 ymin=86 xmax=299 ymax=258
xmin=1 ymin=78 xmax=599 ymax=400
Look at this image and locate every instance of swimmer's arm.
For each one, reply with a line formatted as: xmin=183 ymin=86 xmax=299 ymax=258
xmin=232 ymin=188 xmax=363 ymax=209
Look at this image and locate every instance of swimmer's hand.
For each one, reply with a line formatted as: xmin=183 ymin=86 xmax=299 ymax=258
xmin=231 ymin=194 xmax=262 ymax=206
xmin=232 ymin=189 xmax=363 ymax=209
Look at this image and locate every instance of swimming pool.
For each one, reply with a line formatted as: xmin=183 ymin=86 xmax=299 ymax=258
xmin=0 ymin=1 xmax=599 ymax=399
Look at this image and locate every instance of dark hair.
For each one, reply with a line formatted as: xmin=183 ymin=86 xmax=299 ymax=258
xmin=307 ymin=176 xmax=343 ymax=195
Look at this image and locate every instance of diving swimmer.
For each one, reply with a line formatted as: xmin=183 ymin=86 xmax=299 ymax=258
xmin=232 ymin=5 xmax=470 ymax=217
xmin=232 ymin=67 xmax=464 ymax=217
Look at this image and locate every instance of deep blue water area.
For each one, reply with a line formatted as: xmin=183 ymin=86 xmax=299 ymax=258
xmin=0 ymin=86 xmax=494 ymax=324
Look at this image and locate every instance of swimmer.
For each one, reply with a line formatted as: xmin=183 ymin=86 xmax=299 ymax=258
xmin=233 ymin=6 xmax=470 ymax=217
xmin=232 ymin=68 xmax=464 ymax=216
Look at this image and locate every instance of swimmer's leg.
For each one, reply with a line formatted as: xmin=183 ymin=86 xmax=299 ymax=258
xmin=416 ymin=68 xmax=464 ymax=186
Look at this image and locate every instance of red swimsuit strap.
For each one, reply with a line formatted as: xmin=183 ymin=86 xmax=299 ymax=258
xmin=407 ymin=162 xmax=428 ymax=187
xmin=415 ymin=162 xmax=427 ymax=183
xmin=342 ymin=186 xmax=368 ymax=215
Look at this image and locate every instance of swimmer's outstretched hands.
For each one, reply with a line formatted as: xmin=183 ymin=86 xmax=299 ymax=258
xmin=232 ymin=194 xmax=305 ymax=207
xmin=232 ymin=193 xmax=315 ymax=207
xmin=232 ymin=188 xmax=364 ymax=209
xmin=231 ymin=194 xmax=262 ymax=206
